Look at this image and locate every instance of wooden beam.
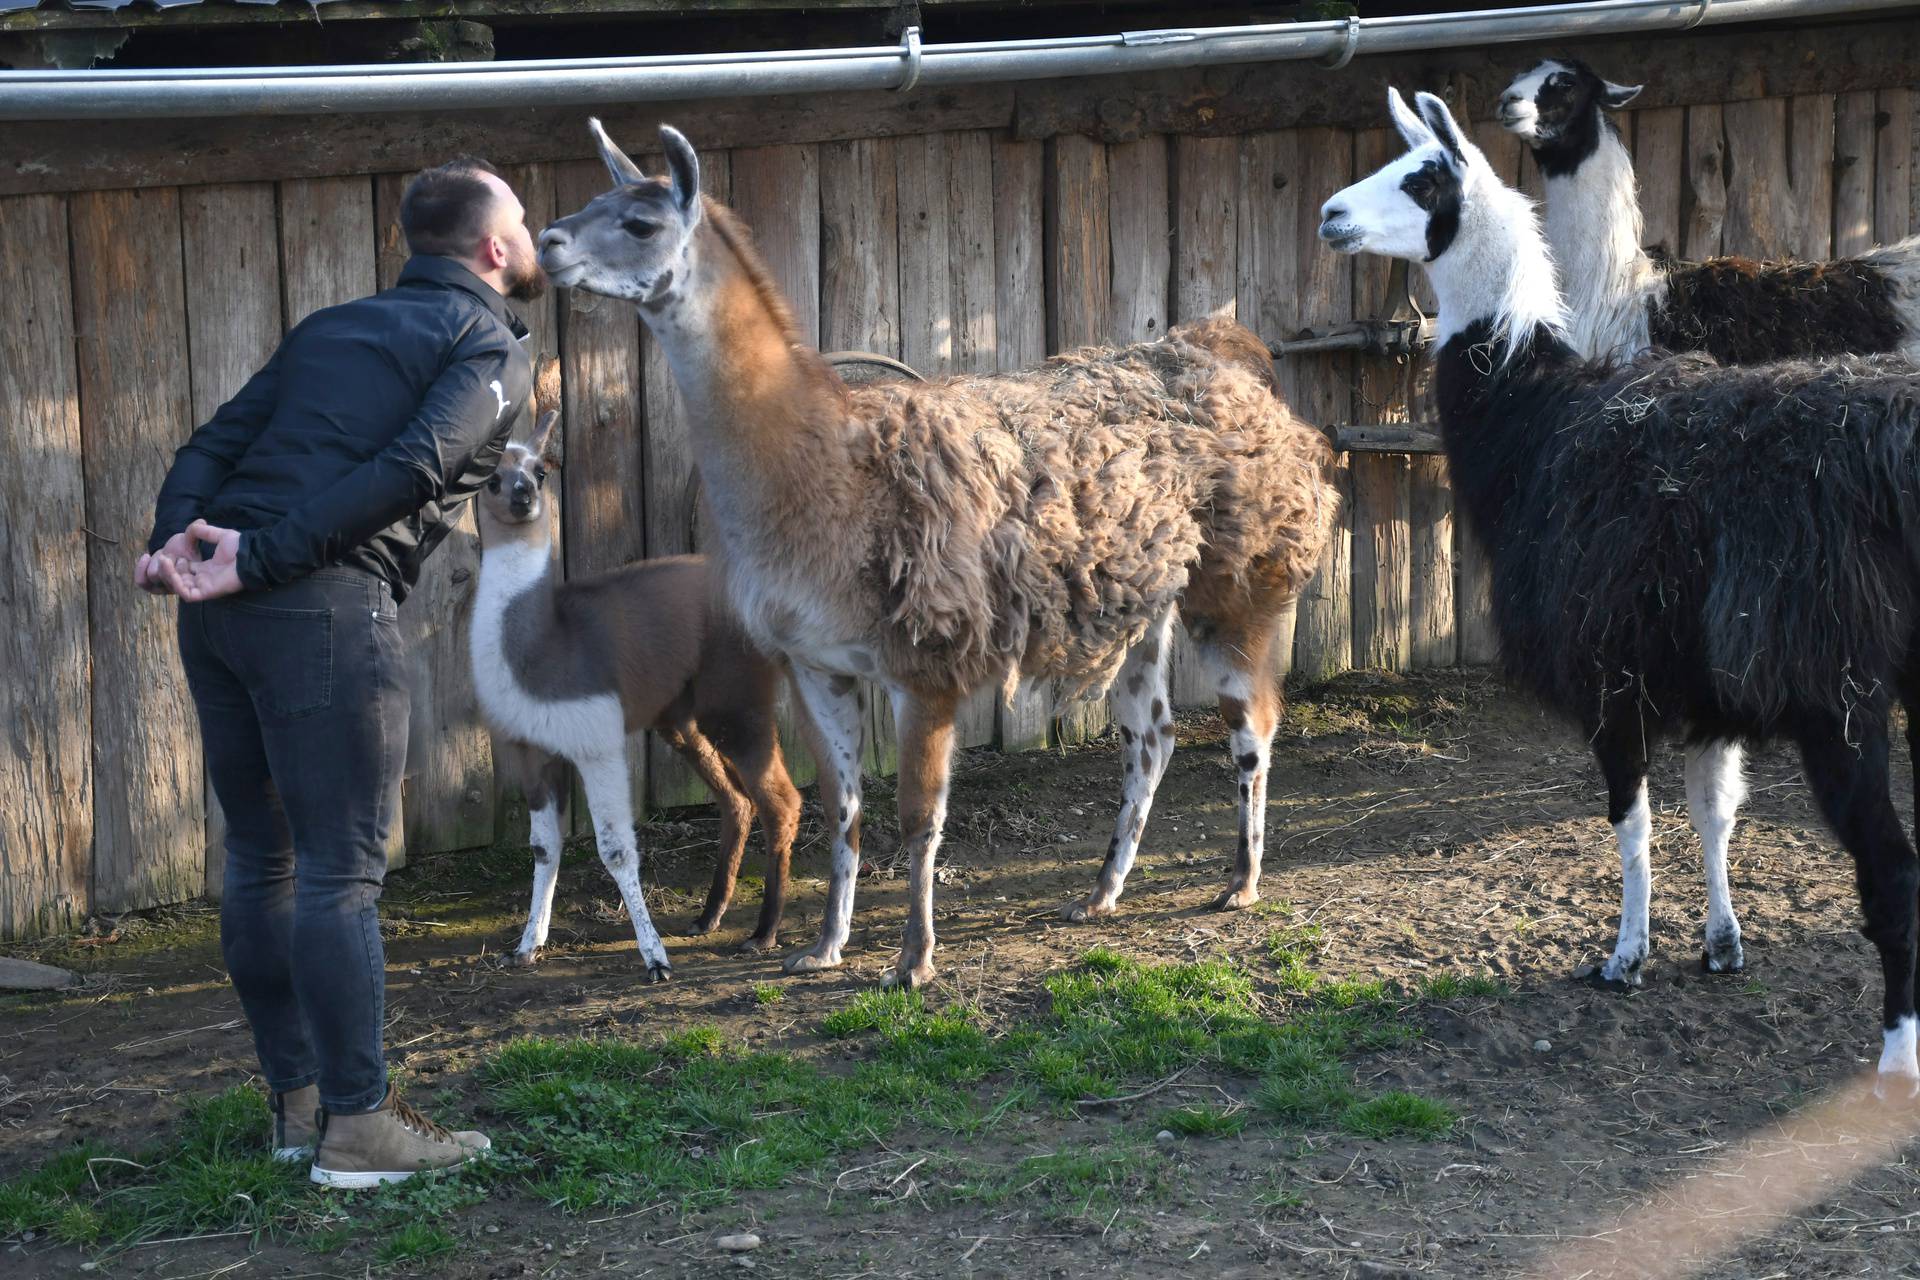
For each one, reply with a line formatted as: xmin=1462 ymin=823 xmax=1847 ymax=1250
xmin=10 ymin=15 xmax=1919 ymax=199
xmin=1334 ymin=425 xmax=1444 ymax=455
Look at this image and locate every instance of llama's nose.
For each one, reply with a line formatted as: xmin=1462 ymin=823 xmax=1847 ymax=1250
xmin=1500 ymin=93 xmax=1521 ymax=109
xmin=538 ymin=226 xmax=569 ymax=250
xmin=1317 ymin=203 xmax=1348 ymax=237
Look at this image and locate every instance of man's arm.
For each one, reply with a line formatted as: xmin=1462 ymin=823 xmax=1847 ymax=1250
xmin=146 ymin=349 xmax=283 ymax=553
xmin=233 ymin=332 xmax=522 ymax=592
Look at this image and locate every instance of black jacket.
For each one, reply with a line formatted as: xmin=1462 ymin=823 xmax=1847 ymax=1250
xmin=147 ymin=256 xmax=534 ymax=603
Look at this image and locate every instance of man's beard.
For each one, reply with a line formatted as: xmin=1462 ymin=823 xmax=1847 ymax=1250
xmin=504 ymin=244 xmax=548 ymax=303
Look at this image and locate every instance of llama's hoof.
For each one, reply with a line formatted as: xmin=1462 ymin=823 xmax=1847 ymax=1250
xmin=1584 ymin=954 xmax=1645 ymax=992
xmin=644 ymin=961 xmax=673 ymax=984
xmin=1210 ymin=886 xmax=1259 ymax=913
xmin=1873 ymin=1070 xmax=1920 ymax=1104
xmin=689 ymin=907 xmax=727 ymax=937
xmin=506 ymin=947 xmax=541 ymax=969
xmin=1061 ymin=896 xmax=1117 ymax=924
xmin=782 ymin=946 xmax=843 ymax=975
xmin=737 ymin=934 xmax=778 ymax=955
xmin=1701 ymin=936 xmax=1746 ymax=975
xmin=882 ymin=961 xmax=936 ymax=990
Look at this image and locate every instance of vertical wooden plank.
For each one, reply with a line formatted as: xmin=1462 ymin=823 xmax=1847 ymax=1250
xmin=1454 ymin=119 xmax=1525 ymax=666
xmin=1633 ymin=108 xmax=1687 ymax=257
xmin=1238 ymin=130 xmax=1302 ymax=682
xmin=181 ymin=183 xmax=281 ymax=898
xmin=0 ymin=195 xmax=92 ymax=938
xmin=1171 ymin=134 xmax=1239 ymax=705
xmin=1683 ymin=105 xmax=1728 ymax=260
xmin=1045 ymin=134 xmax=1113 ymax=745
xmin=554 ymin=159 xmax=647 ymax=818
xmin=993 ymin=137 xmax=1052 ymax=753
xmin=947 ymin=130 xmax=1001 ymax=751
xmin=1348 ymin=129 xmax=1412 ymax=673
xmin=72 ymin=188 xmax=205 ymax=913
xmin=1788 ymin=95 xmax=1836 ymax=259
xmin=1835 ymin=91 xmax=1879 ymax=256
xmin=1106 ymin=138 xmax=1170 ymax=341
xmin=367 ymin=173 xmax=496 ymax=856
xmin=642 ymin=151 xmax=736 ymax=807
xmin=1408 ymin=453 xmax=1455 ymax=668
xmin=279 ymin=176 xmax=378 ymax=324
xmin=1286 ymin=127 xmax=1354 ymax=683
xmin=1721 ymin=98 xmax=1794 ymax=259
xmin=1876 ymin=88 xmax=1914 ymax=247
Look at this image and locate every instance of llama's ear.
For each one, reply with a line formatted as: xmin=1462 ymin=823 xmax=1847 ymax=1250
xmin=587 ymin=117 xmax=646 ymax=187
xmin=1599 ymin=79 xmax=1643 ymax=110
xmin=659 ymin=126 xmax=701 ymax=218
xmin=1414 ymin=92 xmax=1469 ymax=166
xmin=528 ymin=410 xmax=560 ymax=459
xmin=1387 ymin=87 xmax=1433 ymax=151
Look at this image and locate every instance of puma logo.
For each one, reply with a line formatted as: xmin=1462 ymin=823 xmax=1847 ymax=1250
xmin=488 ymin=379 xmax=511 ymax=420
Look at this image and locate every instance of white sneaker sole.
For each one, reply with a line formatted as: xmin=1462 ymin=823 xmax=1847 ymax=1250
xmin=308 ymin=1138 xmax=490 ymax=1189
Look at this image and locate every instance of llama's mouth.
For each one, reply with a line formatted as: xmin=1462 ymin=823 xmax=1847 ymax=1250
xmin=539 ymin=252 xmax=586 ymax=287
xmin=1318 ymin=223 xmax=1363 ymax=254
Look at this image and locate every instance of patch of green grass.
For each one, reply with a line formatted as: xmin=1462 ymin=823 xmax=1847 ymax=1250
xmin=751 ymin=982 xmax=785 ymax=1006
xmin=1416 ymin=971 xmax=1508 ymax=1000
xmin=374 ymin=1221 xmax=456 ymax=1268
xmin=1160 ymin=1103 xmax=1249 ymax=1138
xmin=944 ymin=1144 xmax=1173 ymax=1218
xmin=1340 ymin=1091 xmax=1457 ymax=1140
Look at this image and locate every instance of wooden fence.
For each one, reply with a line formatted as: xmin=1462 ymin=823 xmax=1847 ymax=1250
xmin=3 ymin=21 xmax=1918 ymax=938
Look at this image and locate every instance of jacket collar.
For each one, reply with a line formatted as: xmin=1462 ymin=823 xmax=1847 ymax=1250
xmin=396 ymin=255 xmax=530 ymax=340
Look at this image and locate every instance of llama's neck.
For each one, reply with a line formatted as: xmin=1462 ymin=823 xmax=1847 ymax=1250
xmin=471 ymin=532 xmax=561 ymax=690
xmin=1425 ymin=175 xmax=1567 ymax=361
xmin=1537 ymin=117 xmax=1660 ymax=361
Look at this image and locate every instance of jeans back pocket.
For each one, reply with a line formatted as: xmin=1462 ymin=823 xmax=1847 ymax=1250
xmin=224 ymin=603 xmax=334 ymax=720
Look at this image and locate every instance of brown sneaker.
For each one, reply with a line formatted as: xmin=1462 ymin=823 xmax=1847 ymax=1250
xmin=309 ymin=1086 xmax=491 ymax=1189
xmin=270 ymin=1084 xmax=321 ymax=1163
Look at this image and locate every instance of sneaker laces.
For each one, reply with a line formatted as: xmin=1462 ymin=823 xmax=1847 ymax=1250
xmin=389 ymin=1091 xmax=457 ymax=1144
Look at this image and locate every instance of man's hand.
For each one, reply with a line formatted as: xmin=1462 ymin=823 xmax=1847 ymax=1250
xmin=134 ymin=531 xmax=198 ymax=597
xmin=173 ymin=520 xmax=247 ymax=602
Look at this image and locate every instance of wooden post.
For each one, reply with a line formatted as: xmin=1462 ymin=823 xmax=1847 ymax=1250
xmin=1285 ymin=127 xmax=1354 ymax=683
xmin=1876 ymin=87 xmax=1914 ymax=245
xmin=1348 ymin=128 xmax=1413 ymax=674
xmin=71 ymin=187 xmax=206 ymax=914
xmin=1835 ymin=91 xmax=1878 ymax=255
xmin=993 ymin=136 xmax=1052 ymax=754
xmin=641 ymin=150 xmax=736 ymax=806
xmin=1682 ymin=105 xmax=1728 ymax=259
xmin=554 ymin=159 xmax=648 ymax=819
xmin=1171 ymin=133 xmax=1239 ymax=705
xmin=181 ymin=182 xmax=281 ymax=898
xmin=1788 ymin=95 xmax=1837 ymax=259
xmin=1633 ymin=107 xmax=1687 ymax=258
xmin=1237 ymin=129 xmax=1303 ymax=682
xmin=0 ymin=194 xmax=91 ymax=938
xmin=1721 ymin=98 xmax=1793 ymax=258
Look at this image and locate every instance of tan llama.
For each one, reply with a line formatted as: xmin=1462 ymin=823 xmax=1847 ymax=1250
xmin=538 ymin=122 xmax=1337 ymax=988
xmin=471 ymin=410 xmax=802 ymax=976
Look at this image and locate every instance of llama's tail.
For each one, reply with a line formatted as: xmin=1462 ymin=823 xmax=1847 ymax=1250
xmin=1859 ymin=233 xmax=1920 ymax=363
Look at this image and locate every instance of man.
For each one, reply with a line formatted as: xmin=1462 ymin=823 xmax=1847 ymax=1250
xmin=135 ymin=158 xmax=544 ymax=1189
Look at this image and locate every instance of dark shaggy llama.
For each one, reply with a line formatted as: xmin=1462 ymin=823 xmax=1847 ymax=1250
xmin=1320 ymin=86 xmax=1920 ymax=1097
xmin=1497 ymin=57 xmax=1920 ymax=366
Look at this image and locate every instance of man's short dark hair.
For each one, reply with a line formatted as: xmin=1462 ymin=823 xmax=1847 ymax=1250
xmin=400 ymin=156 xmax=503 ymax=257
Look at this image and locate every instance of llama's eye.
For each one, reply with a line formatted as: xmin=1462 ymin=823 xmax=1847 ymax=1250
xmin=534 ymin=466 xmax=549 ymax=486
xmin=623 ymin=218 xmax=660 ymax=240
xmin=486 ymin=475 xmax=502 ymax=493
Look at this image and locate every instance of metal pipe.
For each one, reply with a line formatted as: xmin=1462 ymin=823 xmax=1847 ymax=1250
xmin=0 ymin=0 xmax=1908 ymax=118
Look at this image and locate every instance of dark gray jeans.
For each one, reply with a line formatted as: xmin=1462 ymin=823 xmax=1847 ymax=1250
xmin=178 ymin=568 xmax=408 ymax=1113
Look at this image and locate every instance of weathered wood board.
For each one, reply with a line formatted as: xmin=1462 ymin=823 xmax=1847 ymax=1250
xmin=1835 ymin=90 xmax=1878 ymax=256
xmin=70 ymin=187 xmax=206 ymax=914
xmin=0 ymin=195 xmax=92 ymax=938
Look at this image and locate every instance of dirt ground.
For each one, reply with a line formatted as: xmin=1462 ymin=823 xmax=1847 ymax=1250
xmin=5 ymin=670 xmax=1920 ymax=1279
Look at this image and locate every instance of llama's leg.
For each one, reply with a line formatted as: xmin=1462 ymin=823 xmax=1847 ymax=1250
xmin=1197 ymin=625 xmax=1281 ymax=912
xmin=729 ymin=733 xmax=802 ymax=954
xmin=884 ymin=689 xmax=958 ymax=989
xmin=574 ymin=753 xmax=673 ymax=982
xmin=1797 ymin=717 xmax=1919 ymax=1097
xmin=783 ymin=667 xmax=867 ymax=975
xmin=501 ymin=744 xmax=570 ymax=967
xmin=661 ymin=722 xmax=754 ymax=938
xmin=1064 ymin=612 xmax=1176 ymax=922
xmin=1685 ymin=738 xmax=1747 ymax=974
xmin=1593 ymin=721 xmax=1654 ymax=989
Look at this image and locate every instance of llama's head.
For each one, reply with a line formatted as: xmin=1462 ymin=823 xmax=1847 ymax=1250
xmin=1319 ymin=88 xmax=1497 ymax=264
xmin=1321 ymin=90 xmax=1564 ymax=354
xmin=539 ymin=121 xmax=702 ymax=305
xmin=1496 ymin=58 xmax=1640 ymax=150
xmin=478 ymin=410 xmax=559 ymax=532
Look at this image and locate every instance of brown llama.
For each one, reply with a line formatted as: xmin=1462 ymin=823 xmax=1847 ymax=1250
xmin=471 ymin=408 xmax=802 ymax=978
xmin=538 ymin=122 xmax=1337 ymax=988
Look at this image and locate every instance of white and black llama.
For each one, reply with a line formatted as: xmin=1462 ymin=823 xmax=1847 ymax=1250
xmin=1498 ymin=57 xmax=1920 ymax=366
xmin=1319 ymin=87 xmax=1920 ymax=1096
xmin=471 ymin=410 xmax=802 ymax=978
